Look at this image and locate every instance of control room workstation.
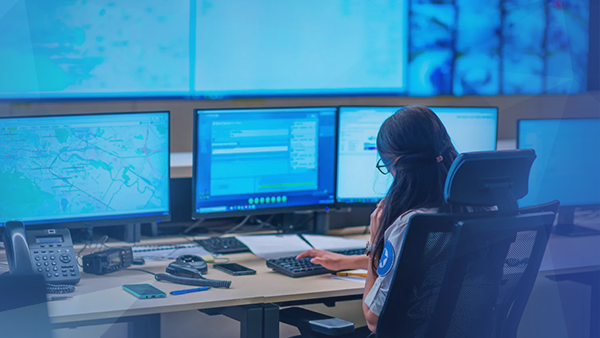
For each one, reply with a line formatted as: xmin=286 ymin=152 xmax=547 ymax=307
xmin=1 ymin=104 xmax=599 ymax=338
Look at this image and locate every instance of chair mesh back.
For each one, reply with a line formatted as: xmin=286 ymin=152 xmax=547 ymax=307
xmin=376 ymin=212 xmax=554 ymax=338
xmin=400 ymin=232 xmax=455 ymax=337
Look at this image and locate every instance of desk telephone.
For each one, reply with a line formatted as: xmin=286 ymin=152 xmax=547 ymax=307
xmin=3 ymin=221 xmax=80 ymax=285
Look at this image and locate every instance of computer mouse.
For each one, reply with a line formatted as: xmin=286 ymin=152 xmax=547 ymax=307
xmin=176 ymin=255 xmax=208 ymax=274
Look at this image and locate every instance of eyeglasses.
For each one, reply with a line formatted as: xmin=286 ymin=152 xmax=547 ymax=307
xmin=376 ymin=158 xmax=390 ymax=175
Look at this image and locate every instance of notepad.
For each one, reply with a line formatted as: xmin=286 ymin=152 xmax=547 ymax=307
xmin=332 ymin=269 xmax=368 ymax=284
xmin=301 ymin=234 xmax=367 ymax=251
xmin=235 ymin=234 xmax=313 ymax=260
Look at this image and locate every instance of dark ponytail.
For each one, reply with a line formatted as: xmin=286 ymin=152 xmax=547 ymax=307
xmin=371 ymin=105 xmax=458 ymax=274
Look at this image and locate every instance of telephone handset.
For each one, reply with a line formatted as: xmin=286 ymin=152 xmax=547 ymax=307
xmin=3 ymin=222 xmax=80 ymax=285
xmin=3 ymin=221 xmax=34 ymax=275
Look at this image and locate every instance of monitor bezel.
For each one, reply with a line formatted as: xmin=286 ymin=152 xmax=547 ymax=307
xmin=516 ymin=117 xmax=600 ymax=209
xmin=192 ymin=106 xmax=337 ymax=220
xmin=0 ymin=110 xmax=172 ymax=229
xmin=335 ymin=105 xmax=500 ymax=207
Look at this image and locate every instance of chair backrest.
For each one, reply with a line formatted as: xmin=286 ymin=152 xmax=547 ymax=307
xmin=0 ymin=273 xmax=53 ymax=338
xmin=375 ymin=150 xmax=558 ymax=338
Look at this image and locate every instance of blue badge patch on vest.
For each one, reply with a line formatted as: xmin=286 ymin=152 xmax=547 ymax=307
xmin=377 ymin=240 xmax=395 ymax=276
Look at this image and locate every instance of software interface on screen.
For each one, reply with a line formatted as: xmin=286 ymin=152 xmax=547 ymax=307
xmin=194 ymin=108 xmax=336 ymax=216
xmin=337 ymin=106 xmax=498 ymax=203
xmin=518 ymin=119 xmax=600 ymax=207
xmin=0 ymin=112 xmax=170 ymax=225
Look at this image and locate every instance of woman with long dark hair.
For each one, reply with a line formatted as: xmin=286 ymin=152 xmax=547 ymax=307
xmin=297 ymin=105 xmax=459 ymax=333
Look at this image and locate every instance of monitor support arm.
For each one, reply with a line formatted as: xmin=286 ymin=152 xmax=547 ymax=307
xmin=2 ymin=221 xmax=34 ymax=275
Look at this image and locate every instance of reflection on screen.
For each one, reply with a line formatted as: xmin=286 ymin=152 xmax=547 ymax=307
xmin=336 ymin=106 xmax=498 ymax=203
xmin=194 ymin=108 xmax=336 ymax=216
xmin=0 ymin=112 xmax=170 ymax=225
xmin=518 ymin=119 xmax=600 ymax=207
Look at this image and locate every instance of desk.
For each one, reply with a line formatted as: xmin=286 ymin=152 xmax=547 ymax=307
xmin=1 ymin=234 xmax=365 ymax=338
xmin=2 ymin=229 xmax=598 ymax=338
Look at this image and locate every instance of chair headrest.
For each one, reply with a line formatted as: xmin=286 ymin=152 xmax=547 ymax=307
xmin=444 ymin=150 xmax=536 ymax=210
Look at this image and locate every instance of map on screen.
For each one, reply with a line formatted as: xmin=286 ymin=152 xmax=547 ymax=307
xmin=0 ymin=112 xmax=170 ymax=224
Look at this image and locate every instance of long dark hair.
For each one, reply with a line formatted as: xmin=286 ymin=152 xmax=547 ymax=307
xmin=372 ymin=105 xmax=458 ymax=274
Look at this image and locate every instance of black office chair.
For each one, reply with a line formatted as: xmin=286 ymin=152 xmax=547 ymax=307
xmin=0 ymin=273 xmax=54 ymax=338
xmin=279 ymin=150 xmax=558 ymax=338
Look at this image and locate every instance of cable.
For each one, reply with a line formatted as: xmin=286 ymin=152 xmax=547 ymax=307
xmin=183 ymin=219 xmax=206 ymax=234
xmin=125 ymin=268 xmax=157 ymax=276
xmin=46 ymin=283 xmax=75 ymax=294
xmin=222 ymin=215 xmax=252 ymax=235
xmin=155 ymin=273 xmax=231 ymax=288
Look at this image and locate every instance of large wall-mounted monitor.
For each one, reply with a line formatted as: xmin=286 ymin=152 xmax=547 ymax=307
xmin=0 ymin=1 xmax=589 ymax=100
xmin=336 ymin=106 xmax=498 ymax=204
xmin=0 ymin=111 xmax=171 ymax=227
xmin=193 ymin=107 xmax=336 ymax=219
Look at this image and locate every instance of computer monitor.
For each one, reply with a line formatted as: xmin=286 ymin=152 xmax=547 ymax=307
xmin=336 ymin=106 xmax=498 ymax=204
xmin=517 ymin=118 xmax=600 ymax=236
xmin=0 ymin=111 xmax=171 ymax=227
xmin=193 ymin=107 xmax=336 ymax=219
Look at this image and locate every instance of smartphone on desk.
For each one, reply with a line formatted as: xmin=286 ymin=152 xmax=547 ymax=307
xmin=123 ymin=284 xmax=167 ymax=299
xmin=213 ymin=263 xmax=256 ymax=276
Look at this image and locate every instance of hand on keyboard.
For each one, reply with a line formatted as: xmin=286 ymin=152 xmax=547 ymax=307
xmin=296 ymin=249 xmax=358 ymax=271
xmin=266 ymin=248 xmax=365 ymax=278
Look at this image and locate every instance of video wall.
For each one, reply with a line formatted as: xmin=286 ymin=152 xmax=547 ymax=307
xmin=0 ymin=0 xmax=589 ymax=100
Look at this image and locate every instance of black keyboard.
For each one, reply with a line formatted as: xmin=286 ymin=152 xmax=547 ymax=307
xmin=266 ymin=248 xmax=365 ymax=278
xmin=195 ymin=237 xmax=250 ymax=254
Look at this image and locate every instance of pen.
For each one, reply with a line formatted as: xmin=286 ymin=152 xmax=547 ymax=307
xmin=335 ymin=272 xmax=367 ymax=278
xmin=170 ymin=286 xmax=211 ymax=295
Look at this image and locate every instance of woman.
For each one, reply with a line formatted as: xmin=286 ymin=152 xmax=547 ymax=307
xmin=297 ymin=105 xmax=459 ymax=333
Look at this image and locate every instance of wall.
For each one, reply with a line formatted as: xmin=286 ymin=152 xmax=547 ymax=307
xmin=1 ymin=91 xmax=599 ymax=153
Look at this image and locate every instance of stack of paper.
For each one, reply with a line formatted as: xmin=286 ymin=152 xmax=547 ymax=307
xmin=301 ymin=234 xmax=367 ymax=251
xmin=235 ymin=234 xmax=312 ymax=259
xmin=235 ymin=234 xmax=366 ymax=260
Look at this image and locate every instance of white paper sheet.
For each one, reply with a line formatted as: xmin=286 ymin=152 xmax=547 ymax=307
xmin=301 ymin=234 xmax=366 ymax=251
xmin=332 ymin=269 xmax=367 ymax=284
xmin=235 ymin=234 xmax=313 ymax=259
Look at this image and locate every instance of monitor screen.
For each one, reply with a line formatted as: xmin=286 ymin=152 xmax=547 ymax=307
xmin=0 ymin=112 xmax=170 ymax=226
xmin=518 ymin=119 xmax=600 ymax=207
xmin=336 ymin=106 xmax=498 ymax=203
xmin=193 ymin=107 xmax=336 ymax=218
xmin=0 ymin=1 xmax=587 ymax=100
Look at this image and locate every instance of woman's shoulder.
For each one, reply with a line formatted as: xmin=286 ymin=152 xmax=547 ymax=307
xmin=386 ymin=208 xmax=438 ymax=234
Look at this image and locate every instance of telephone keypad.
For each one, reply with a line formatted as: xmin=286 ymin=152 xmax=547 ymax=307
xmin=27 ymin=229 xmax=81 ymax=285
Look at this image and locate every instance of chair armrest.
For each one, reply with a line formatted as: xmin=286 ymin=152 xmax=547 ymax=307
xmin=280 ymin=307 xmax=355 ymax=337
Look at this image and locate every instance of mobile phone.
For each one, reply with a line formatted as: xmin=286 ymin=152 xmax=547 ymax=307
xmin=213 ymin=263 xmax=256 ymax=276
xmin=122 ymin=284 xmax=167 ymax=299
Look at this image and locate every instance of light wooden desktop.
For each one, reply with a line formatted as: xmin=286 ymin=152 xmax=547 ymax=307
xmin=1 ymin=225 xmax=598 ymax=338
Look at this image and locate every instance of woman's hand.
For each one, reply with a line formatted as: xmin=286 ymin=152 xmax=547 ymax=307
xmin=369 ymin=198 xmax=385 ymax=241
xmin=296 ymin=249 xmax=367 ymax=271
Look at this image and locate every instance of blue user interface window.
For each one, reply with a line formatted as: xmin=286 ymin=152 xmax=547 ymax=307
xmin=0 ymin=112 xmax=170 ymax=225
xmin=337 ymin=106 xmax=498 ymax=203
xmin=518 ymin=119 xmax=600 ymax=208
xmin=194 ymin=108 xmax=336 ymax=216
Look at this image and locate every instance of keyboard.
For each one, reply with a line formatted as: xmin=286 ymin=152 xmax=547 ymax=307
xmin=195 ymin=237 xmax=250 ymax=254
xmin=266 ymin=248 xmax=365 ymax=278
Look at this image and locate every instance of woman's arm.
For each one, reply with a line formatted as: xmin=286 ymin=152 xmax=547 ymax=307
xmin=362 ymin=257 xmax=379 ymax=333
xmin=296 ymin=250 xmax=368 ymax=270
xmin=362 ymin=200 xmax=385 ymax=332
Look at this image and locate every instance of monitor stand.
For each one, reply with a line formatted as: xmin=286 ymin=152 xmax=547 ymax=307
xmin=552 ymin=208 xmax=600 ymax=237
